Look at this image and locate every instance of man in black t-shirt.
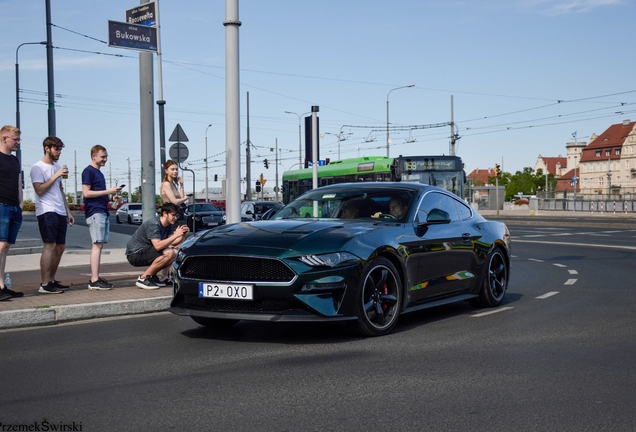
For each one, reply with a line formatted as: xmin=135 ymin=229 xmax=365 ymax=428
xmin=125 ymin=202 xmax=189 ymax=289
xmin=0 ymin=125 xmax=24 ymax=300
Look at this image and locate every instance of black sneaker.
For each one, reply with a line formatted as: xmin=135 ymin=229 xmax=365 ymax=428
xmin=97 ymin=277 xmax=114 ymax=288
xmin=1 ymin=287 xmax=24 ymax=298
xmin=150 ymin=275 xmax=167 ymax=287
xmin=88 ymin=279 xmax=112 ymax=291
xmin=39 ymin=281 xmax=63 ymax=294
xmin=0 ymin=290 xmax=11 ymax=301
xmin=52 ymin=280 xmax=69 ymax=291
xmin=136 ymin=276 xmax=159 ymax=290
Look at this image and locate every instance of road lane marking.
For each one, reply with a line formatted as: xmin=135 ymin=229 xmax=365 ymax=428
xmin=568 ymin=269 xmax=578 ymax=275
xmin=536 ymin=292 xmax=559 ymax=299
xmin=514 ymin=239 xmax=636 ymax=251
xmin=553 ymin=263 xmax=567 ymax=267
xmin=564 ymin=279 xmax=577 ymax=285
xmin=471 ymin=307 xmax=514 ymax=317
xmin=528 ymin=258 xmax=545 ymax=262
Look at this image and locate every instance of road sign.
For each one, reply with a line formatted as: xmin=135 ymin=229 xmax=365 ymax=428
xmin=126 ymin=2 xmax=156 ymax=26
xmin=169 ymin=124 xmax=189 ymax=142
xmin=169 ymin=143 xmax=189 ymax=163
xmin=108 ymin=20 xmax=157 ymax=52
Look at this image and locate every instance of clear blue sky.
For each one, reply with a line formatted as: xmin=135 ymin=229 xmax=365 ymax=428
xmin=1 ymin=0 xmax=634 ymax=199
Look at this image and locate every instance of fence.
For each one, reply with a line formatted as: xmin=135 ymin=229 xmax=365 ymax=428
xmin=536 ymin=198 xmax=636 ymax=213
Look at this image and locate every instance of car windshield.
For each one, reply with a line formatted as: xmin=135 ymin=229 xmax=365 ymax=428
xmin=273 ymin=188 xmax=415 ymax=221
xmin=128 ymin=204 xmax=142 ymax=210
xmin=189 ymin=204 xmax=219 ymax=212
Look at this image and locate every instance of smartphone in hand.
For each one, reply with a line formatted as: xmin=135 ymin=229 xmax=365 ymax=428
xmin=119 ymin=184 xmax=125 ymax=188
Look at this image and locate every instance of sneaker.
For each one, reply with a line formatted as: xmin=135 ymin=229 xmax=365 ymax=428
xmin=1 ymin=287 xmax=24 ymax=298
xmin=52 ymin=280 xmax=69 ymax=291
xmin=97 ymin=277 xmax=114 ymax=288
xmin=150 ymin=275 xmax=167 ymax=287
xmin=136 ymin=276 xmax=159 ymax=290
xmin=0 ymin=291 xmax=11 ymax=301
xmin=88 ymin=279 xmax=113 ymax=291
xmin=39 ymin=281 xmax=63 ymax=294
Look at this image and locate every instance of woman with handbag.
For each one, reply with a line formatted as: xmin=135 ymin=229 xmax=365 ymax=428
xmin=160 ymin=160 xmax=188 ymax=224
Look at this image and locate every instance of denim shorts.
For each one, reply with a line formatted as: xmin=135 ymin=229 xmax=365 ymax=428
xmin=87 ymin=212 xmax=109 ymax=244
xmin=0 ymin=203 xmax=23 ymax=244
xmin=37 ymin=212 xmax=68 ymax=244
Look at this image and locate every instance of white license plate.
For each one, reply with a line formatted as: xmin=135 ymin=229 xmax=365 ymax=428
xmin=198 ymin=282 xmax=253 ymax=300
xmin=205 ymin=222 xmax=218 ymax=226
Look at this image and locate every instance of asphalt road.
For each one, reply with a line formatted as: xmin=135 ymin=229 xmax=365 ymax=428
xmin=1 ymin=223 xmax=635 ymax=431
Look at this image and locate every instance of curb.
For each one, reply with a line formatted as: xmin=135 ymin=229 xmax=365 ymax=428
xmin=0 ymin=296 xmax=172 ymax=330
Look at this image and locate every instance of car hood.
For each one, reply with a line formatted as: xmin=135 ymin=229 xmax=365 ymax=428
xmin=185 ymin=219 xmax=392 ymax=258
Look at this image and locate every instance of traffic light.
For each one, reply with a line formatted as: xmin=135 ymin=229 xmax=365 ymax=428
xmin=255 ymin=180 xmax=261 ymax=193
xmin=214 ymin=174 xmax=218 ymax=182
xmin=494 ymin=163 xmax=501 ymax=177
xmin=264 ymin=159 xmax=269 ymax=169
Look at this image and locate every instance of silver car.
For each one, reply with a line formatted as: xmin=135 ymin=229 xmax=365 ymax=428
xmin=115 ymin=203 xmax=143 ymax=224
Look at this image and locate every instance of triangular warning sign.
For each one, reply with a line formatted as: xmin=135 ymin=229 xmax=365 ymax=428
xmin=168 ymin=123 xmax=189 ymax=142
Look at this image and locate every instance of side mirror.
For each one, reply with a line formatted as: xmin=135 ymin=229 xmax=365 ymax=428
xmin=427 ymin=208 xmax=451 ymax=224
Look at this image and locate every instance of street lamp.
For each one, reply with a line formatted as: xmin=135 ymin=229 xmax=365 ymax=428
xmin=205 ymin=124 xmax=212 ymax=202
xmin=386 ymin=84 xmax=414 ymax=157
xmin=15 ymin=41 xmax=46 ymax=165
xmin=285 ymin=110 xmax=310 ymax=167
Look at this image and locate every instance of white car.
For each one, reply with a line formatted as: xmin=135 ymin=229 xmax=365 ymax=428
xmin=115 ymin=203 xmax=143 ymax=224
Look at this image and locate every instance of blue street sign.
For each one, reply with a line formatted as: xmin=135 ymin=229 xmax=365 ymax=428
xmin=108 ymin=20 xmax=157 ymax=52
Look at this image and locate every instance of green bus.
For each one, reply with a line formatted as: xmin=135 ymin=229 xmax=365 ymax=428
xmin=282 ymin=155 xmax=466 ymax=203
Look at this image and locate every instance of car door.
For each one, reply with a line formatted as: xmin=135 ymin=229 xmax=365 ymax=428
xmin=411 ymin=191 xmax=475 ymax=301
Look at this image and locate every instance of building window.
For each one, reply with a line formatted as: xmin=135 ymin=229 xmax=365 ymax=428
xmin=616 ymin=176 xmax=621 ymax=186
xmin=599 ymin=176 xmax=604 ymax=186
xmin=627 ymin=176 xmax=631 ymax=186
xmin=596 ymin=162 xmax=600 ymax=172
xmin=596 ymin=150 xmax=601 ymax=157
xmin=615 ymin=149 xmax=620 ymax=155
xmin=626 ymin=160 xmax=630 ymax=170
xmin=605 ymin=150 xmax=611 ymax=156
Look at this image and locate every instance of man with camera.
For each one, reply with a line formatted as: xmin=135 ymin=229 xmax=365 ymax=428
xmin=125 ymin=202 xmax=190 ymax=289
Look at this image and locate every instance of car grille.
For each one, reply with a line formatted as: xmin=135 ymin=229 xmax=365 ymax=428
xmin=183 ymin=295 xmax=309 ymax=314
xmin=202 ymin=216 xmax=222 ymax=224
xmin=179 ymin=256 xmax=296 ymax=283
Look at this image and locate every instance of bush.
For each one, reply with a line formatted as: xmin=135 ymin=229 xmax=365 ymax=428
xmin=514 ymin=199 xmax=529 ymax=206
xmin=22 ymin=202 xmax=35 ymax=212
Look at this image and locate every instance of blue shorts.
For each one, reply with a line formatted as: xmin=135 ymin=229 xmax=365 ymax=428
xmin=0 ymin=203 xmax=23 ymax=244
xmin=87 ymin=212 xmax=109 ymax=244
xmin=37 ymin=212 xmax=68 ymax=244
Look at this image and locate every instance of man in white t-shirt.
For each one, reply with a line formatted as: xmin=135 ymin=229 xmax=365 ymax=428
xmin=30 ymin=136 xmax=74 ymax=294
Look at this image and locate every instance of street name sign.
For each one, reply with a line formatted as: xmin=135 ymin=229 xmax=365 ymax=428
xmin=125 ymin=2 xmax=156 ymax=26
xmin=108 ymin=20 xmax=157 ymax=52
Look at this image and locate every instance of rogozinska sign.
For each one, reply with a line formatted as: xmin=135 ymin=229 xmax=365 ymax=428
xmin=107 ymin=20 xmax=157 ymax=52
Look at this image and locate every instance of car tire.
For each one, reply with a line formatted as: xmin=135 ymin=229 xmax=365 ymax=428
xmin=347 ymin=257 xmax=402 ymax=337
xmin=116 ymin=215 xmax=122 ymax=224
xmin=128 ymin=215 xmax=133 ymax=224
xmin=191 ymin=316 xmax=239 ymax=329
xmin=472 ymin=248 xmax=508 ymax=308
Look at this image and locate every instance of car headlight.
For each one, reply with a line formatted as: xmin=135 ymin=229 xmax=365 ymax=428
xmin=194 ymin=215 xmax=201 ymax=221
xmin=132 ymin=213 xmax=140 ymax=217
xmin=299 ymin=252 xmax=360 ymax=267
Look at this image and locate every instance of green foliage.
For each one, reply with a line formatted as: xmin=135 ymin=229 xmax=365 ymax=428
xmin=504 ymin=167 xmax=557 ymax=201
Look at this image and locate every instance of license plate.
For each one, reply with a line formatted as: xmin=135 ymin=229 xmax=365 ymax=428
xmin=205 ymin=222 xmax=218 ymax=226
xmin=198 ymin=282 xmax=253 ymax=300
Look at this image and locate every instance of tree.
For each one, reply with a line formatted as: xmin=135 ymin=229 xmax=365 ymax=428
xmin=504 ymin=167 xmax=556 ymax=201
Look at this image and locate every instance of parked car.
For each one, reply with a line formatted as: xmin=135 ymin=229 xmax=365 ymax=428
xmin=169 ymin=183 xmax=512 ymax=337
xmin=116 ymin=203 xmax=143 ymax=224
xmin=240 ymin=201 xmax=284 ymax=221
xmin=185 ymin=203 xmax=226 ymax=231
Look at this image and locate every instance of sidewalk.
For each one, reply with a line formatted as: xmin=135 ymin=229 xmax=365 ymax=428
xmin=0 ymin=221 xmax=172 ymax=330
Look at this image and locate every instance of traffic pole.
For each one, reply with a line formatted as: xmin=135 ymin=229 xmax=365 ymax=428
xmin=590 ymin=202 xmax=594 ymax=213
xmin=613 ymin=201 xmax=616 ymax=215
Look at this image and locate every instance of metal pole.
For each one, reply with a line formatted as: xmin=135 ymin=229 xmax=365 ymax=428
xmin=224 ymin=0 xmax=241 ymax=224
xmin=246 ymin=93 xmax=252 ymax=201
xmin=285 ymin=111 xmax=309 ymax=167
xmin=15 ymin=41 xmax=46 ymax=166
xmin=386 ymin=84 xmax=414 ymax=157
xmin=275 ymin=138 xmax=279 ymax=202
xmin=45 ymin=0 xmax=56 ymax=136
xmin=205 ymin=124 xmax=212 ymax=202
xmin=155 ymin=0 xmax=167 ymax=170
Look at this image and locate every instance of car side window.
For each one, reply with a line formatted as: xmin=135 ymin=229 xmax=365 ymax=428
xmin=417 ymin=192 xmax=460 ymax=222
xmin=454 ymin=199 xmax=472 ymax=221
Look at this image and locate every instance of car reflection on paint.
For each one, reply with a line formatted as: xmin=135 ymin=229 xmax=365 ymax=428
xmin=169 ymin=182 xmax=511 ymax=337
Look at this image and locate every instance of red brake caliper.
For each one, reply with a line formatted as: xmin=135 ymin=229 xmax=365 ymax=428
xmin=382 ymin=284 xmax=388 ymax=310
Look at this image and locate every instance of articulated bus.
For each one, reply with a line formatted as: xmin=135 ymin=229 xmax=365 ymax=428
xmin=281 ymin=155 xmax=466 ymax=203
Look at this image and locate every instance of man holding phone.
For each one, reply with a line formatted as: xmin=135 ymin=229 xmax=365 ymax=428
xmin=82 ymin=145 xmax=122 ymax=290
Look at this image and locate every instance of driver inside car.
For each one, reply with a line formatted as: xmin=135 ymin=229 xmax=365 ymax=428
xmin=372 ymin=196 xmax=407 ymax=219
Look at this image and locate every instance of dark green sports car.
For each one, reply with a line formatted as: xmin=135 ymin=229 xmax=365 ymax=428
xmin=169 ymin=183 xmax=511 ymax=336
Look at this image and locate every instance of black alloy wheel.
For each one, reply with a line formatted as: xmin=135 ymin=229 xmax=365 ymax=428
xmin=475 ymin=248 xmax=508 ymax=307
xmin=348 ymin=257 xmax=402 ymax=337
